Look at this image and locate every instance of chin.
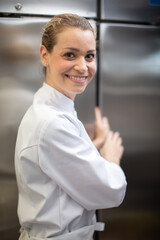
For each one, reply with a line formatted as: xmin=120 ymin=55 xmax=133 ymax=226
xmin=75 ymin=86 xmax=87 ymax=94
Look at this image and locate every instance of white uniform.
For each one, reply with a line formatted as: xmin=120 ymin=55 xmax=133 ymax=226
xmin=15 ymin=83 xmax=127 ymax=240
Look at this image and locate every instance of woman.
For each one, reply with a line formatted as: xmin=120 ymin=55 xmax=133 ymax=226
xmin=15 ymin=14 xmax=127 ymax=240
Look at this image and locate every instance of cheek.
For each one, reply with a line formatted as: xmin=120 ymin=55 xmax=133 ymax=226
xmin=90 ymin=62 xmax=97 ymax=76
xmin=49 ymin=57 xmax=70 ymax=73
xmin=57 ymin=60 xmax=73 ymax=73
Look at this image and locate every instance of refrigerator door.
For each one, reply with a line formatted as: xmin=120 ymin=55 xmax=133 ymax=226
xmin=0 ymin=0 xmax=97 ymax=17
xmin=99 ymin=23 xmax=160 ymax=240
xmin=101 ymin=0 xmax=160 ymax=24
xmin=0 ymin=17 xmax=96 ymax=239
xmin=0 ymin=17 xmax=49 ymax=240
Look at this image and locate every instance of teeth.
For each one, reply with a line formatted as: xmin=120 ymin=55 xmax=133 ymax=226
xmin=68 ymin=75 xmax=86 ymax=81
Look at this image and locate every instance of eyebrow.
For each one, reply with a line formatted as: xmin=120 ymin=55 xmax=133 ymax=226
xmin=64 ymin=47 xmax=96 ymax=53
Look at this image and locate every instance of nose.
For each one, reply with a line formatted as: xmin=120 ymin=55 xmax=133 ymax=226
xmin=74 ymin=57 xmax=88 ymax=73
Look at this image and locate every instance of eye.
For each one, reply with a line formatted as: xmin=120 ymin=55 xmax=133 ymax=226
xmin=85 ymin=53 xmax=95 ymax=61
xmin=64 ymin=52 xmax=75 ymax=59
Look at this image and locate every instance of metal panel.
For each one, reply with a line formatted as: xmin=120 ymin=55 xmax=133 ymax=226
xmin=101 ymin=0 xmax=160 ymax=23
xmin=0 ymin=0 xmax=97 ymax=17
xmin=0 ymin=17 xmax=49 ymax=171
xmin=0 ymin=16 xmax=96 ymax=239
xmin=99 ymin=23 xmax=160 ymax=239
xmin=0 ymin=17 xmax=48 ymax=239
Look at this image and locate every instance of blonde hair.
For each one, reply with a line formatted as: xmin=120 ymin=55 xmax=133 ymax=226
xmin=42 ymin=13 xmax=96 ymax=53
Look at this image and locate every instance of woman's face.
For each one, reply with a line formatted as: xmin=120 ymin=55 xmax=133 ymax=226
xmin=40 ymin=27 xmax=96 ymax=100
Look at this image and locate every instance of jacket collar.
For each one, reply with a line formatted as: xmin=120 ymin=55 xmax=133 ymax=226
xmin=35 ymin=82 xmax=76 ymax=116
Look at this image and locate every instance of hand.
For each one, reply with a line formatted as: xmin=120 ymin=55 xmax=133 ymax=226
xmin=100 ymin=131 xmax=124 ymax=165
xmin=92 ymin=107 xmax=110 ymax=150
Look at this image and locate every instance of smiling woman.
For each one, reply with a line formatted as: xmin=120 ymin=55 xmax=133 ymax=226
xmin=40 ymin=27 xmax=96 ymax=100
xmin=15 ymin=13 xmax=127 ymax=240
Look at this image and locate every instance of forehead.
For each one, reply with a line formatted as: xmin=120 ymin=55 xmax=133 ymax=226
xmin=55 ymin=27 xmax=96 ymax=50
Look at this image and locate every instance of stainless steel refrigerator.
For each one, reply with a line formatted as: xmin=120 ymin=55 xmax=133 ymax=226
xmin=99 ymin=1 xmax=160 ymax=240
xmin=0 ymin=0 xmax=160 ymax=240
xmin=0 ymin=1 xmax=97 ymax=239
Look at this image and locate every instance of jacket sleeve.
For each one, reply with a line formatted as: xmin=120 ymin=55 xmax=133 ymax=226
xmin=38 ymin=114 xmax=127 ymax=211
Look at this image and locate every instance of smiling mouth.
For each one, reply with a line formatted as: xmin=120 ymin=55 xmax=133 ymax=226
xmin=65 ymin=74 xmax=88 ymax=83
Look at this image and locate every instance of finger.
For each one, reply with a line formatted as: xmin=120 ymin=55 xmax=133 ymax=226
xmin=112 ymin=131 xmax=119 ymax=141
xmin=117 ymin=137 xmax=123 ymax=146
xmin=119 ymin=146 xmax=124 ymax=158
xmin=108 ymin=130 xmax=114 ymax=139
xmin=102 ymin=117 xmax=110 ymax=133
xmin=95 ymin=106 xmax=102 ymax=123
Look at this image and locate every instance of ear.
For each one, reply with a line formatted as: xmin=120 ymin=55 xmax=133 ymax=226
xmin=40 ymin=45 xmax=49 ymax=67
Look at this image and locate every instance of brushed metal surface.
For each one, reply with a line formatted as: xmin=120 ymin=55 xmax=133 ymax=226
xmin=100 ymin=23 xmax=160 ymax=153
xmin=99 ymin=22 xmax=160 ymax=239
xmin=0 ymin=17 xmax=49 ymax=174
xmin=0 ymin=17 xmax=48 ymax=238
xmin=101 ymin=0 xmax=160 ymax=23
xmin=0 ymin=0 xmax=97 ymax=17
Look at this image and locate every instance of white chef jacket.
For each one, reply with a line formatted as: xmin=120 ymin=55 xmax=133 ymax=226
xmin=15 ymin=82 xmax=127 ymax=240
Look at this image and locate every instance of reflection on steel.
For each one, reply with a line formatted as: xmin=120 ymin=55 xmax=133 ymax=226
xmin=0 ymin=18 xmax=49 ymax=238
xmin=101 ymin=0 xmax=160 ymax=24
xmin=100 ymin=22 xmax=160 ymax=239
xmin=0 ymin=0 xmax=97 ymax=17
xmin=100 ymin=23 xmax=160 ymax=153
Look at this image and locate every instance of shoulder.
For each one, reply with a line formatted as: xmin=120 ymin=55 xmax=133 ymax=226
xmin=40 ymin=111 xmax=81 ymax=141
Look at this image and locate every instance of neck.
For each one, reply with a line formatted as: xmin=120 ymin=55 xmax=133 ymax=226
xmin=45 ymin=79 xmax=76 ymax=101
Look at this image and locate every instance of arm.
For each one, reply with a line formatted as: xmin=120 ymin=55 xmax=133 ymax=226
xmin=38 ymin=114 xmax=127 ymax=211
